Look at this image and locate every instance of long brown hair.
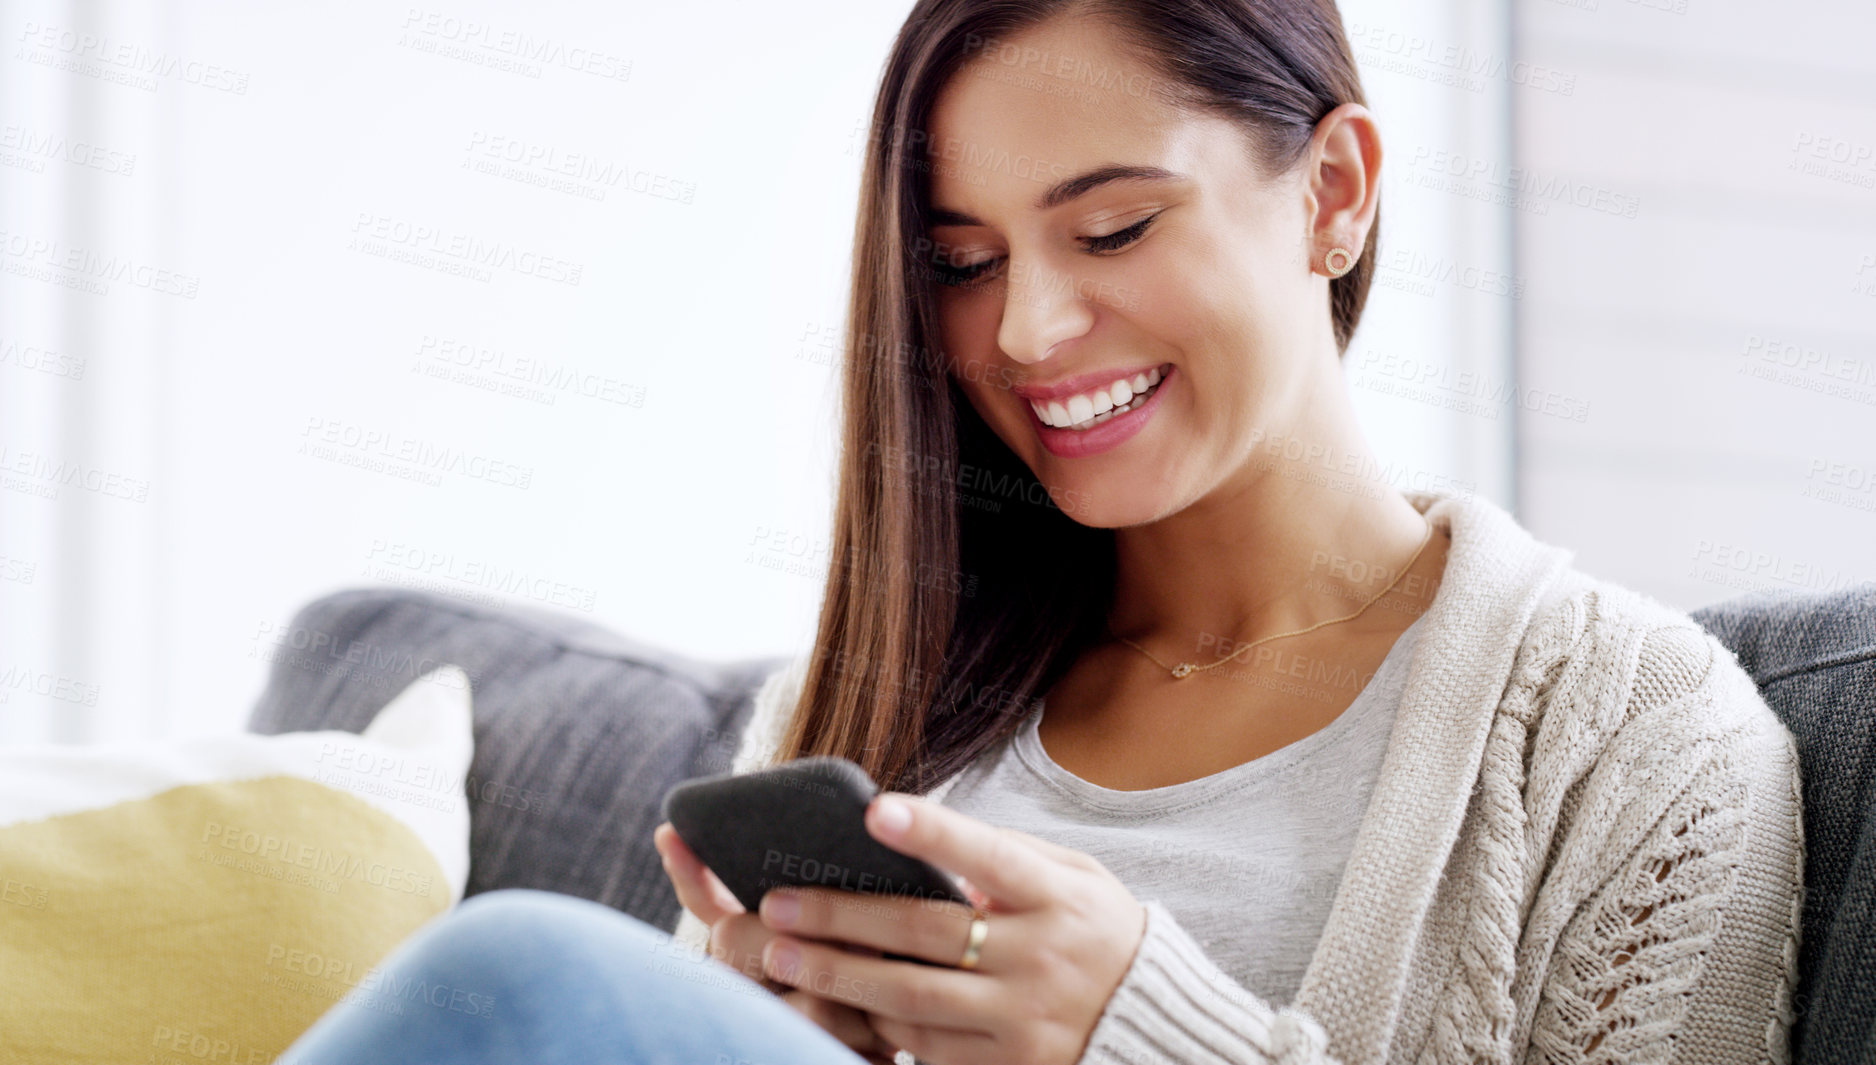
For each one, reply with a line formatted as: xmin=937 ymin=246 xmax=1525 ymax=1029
xmin=774 ymin=0 xmax=1380 ymax=794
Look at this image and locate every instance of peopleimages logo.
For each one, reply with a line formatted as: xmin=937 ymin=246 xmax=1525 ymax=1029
xmin=462 ymin=132 xmax=694 ymax=204
xmin=262 ymin=943 xmax=497 ymax=1019
xmin=364 ymin=538 xmax=599 ymax=612
xmin=14 ymin=21 xmax=251 ymax=95
xmin=0 ymin=664 xmax=100 ymax=707
xmin=249 ymin=620 xmax=477 ymax=693
xmin=200 ymin=820 xmax=435 ymax=897
xmin=0 ymin=123 xmax=137 ymax=176
xmin=1403 ymin=146 xmax=1641 ymax=219
xmin=348 ymin=213 xmax=584 ymax=286
xmin=0 ymin=228 xmax=201 ymax=297
xmin=0 ymin=445 xmax=150 ymax=502
xmin=297 ymin=417 xmax=535 ymax=489
xmin=414 ymin=335 xmax=648 ymax=408
xmin=397 ymin=8 xmax=633 ymax=83
xmin=0 ymin=337 xmax=86 ymax=379
xmin=1345 ymin=21 xmax=1577 ymax=96
xmin=759 ymin=849 xmax=953 ymax=909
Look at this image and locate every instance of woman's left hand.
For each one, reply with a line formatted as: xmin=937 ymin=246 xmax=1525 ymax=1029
xmin=754 ymin=792 xmax=1146 ymax=1065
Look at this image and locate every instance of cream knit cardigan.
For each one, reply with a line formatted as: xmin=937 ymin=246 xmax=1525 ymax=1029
xmin=673 ymin=489 xmax=1806 ymax=1065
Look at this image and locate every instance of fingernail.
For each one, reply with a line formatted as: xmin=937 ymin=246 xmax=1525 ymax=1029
xmin=762 ymin=890 xmax=800 ymax=929
xmin=765 ymin=939 xmax=799 ymax=978
xmin=873 ymin=795 xmax=911 ymax=837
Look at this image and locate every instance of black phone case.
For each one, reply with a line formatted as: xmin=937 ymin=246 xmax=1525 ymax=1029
xmin=661 ymin=755 xmax=971 ymax=916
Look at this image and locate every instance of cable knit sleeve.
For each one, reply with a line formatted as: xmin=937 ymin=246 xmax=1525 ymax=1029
xmin=1523 ymin=645 xmax=1806 ymax=1065
xmin=1075 ymin=899 xmax=1345 ymax=1065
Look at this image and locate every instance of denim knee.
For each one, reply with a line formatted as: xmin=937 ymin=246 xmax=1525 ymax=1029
xmin=447 ymin=889 xmax=660 ymax=952
xmin=450 ymin=888 xmax=643 ymax=937
xmin=434 ymin=889 xmax=673 ymax=980
xmin=279 ymin=889 xmax=858 ymax=1065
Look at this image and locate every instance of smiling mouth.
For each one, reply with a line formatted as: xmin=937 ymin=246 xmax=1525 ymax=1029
xmin=1028 ymin=364 xmax=1169 ymax=431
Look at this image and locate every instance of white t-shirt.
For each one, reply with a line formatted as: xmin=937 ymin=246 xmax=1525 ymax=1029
xmin=938 ymin=612 xmax=1425 ymax=1008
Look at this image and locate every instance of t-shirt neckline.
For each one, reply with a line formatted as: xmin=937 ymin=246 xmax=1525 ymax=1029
xmin=1011 ymin=611 xmax=1427 ymax=815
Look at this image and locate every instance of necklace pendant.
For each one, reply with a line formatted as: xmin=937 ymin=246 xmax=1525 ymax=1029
xmin=1171 ymin=662 xmax=1196 ymax=679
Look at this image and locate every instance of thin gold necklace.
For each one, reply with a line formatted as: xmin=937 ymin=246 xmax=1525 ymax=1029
xmin=1108 ymin=518 xmax=1435 ymax=680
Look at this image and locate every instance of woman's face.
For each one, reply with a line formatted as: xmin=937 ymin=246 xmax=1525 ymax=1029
xmin=925 ymin=15 xmax=1354 ymax=528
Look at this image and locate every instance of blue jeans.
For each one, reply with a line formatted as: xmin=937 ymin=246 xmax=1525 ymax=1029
xmin=277 ymin=889 xmax=876 ymax=1065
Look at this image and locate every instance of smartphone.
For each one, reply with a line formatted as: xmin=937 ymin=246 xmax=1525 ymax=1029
xmin=660 ymin=755 xmax=971 ymax=920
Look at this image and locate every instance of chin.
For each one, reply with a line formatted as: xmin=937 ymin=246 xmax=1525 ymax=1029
xmin=1034 ymin=476 xmax=1170 ymax=529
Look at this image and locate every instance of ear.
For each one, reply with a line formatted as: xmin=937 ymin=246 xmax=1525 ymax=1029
xmin=1302 ymin=102 xmax=1382 ymax=275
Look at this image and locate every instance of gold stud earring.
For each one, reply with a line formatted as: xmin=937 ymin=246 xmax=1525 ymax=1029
xmin=1324 ymin=247 xmax=1355 ymax=277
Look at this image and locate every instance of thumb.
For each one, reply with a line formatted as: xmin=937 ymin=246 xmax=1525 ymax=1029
xmin=656 ymin=822 xmax=743 ymax=919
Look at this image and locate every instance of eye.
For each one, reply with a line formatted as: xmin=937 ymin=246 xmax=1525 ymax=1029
xmin=1080 ymin=211 xmax=1159 ymax=253
xmin=926 ymin=211 xmax=1163 ymax=289
xmin=924 ymin=234 xmax=1000 ymax=288
xmin=930 ymin=254 xmax=998 ymax=288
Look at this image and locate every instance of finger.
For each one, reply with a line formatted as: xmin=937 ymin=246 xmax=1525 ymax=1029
xmin=956 ymin=875 xmax=992 ymax=911
xmin=656 ymin=823 xmax=743 ymax=921
xmin=710 ymin=911 xmax=790 ymax=985
xmin=951 ymin=824 xmax=1101 ymax=873
xmin=723 ymin=916 xmax=886 ymax=992
xmin=869 ymin=1013 xmax=999 ymax=1065
xmin=864 ymin=794 xmax=1058 ymax=911
xmin=781 ymin=990 xmax=884 ymax=1054
xmin=761 ymin=886 xmax=986 ymax=969
xmin=764 ymin=934 xmax=996 ymax=1031
xmin=657 ymin=823 xmax=739 ymax=909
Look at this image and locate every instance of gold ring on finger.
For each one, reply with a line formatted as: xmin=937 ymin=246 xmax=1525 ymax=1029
xmin=957 ymin=907 xmax=988 ymax=971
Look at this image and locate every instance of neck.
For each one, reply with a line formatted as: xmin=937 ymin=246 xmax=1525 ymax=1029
xmin=1107 ymin=368 xmax=1440 ymax=656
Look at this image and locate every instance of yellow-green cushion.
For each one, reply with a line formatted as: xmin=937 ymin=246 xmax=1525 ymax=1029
xmin=0 ymin=667 xmax=473 ymax=1064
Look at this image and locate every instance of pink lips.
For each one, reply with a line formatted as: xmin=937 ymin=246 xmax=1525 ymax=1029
xmin=1028 ymin=364 xmax=1174 ymax=458
xmin=1013 ymin=363 xmax=1170 ymax=402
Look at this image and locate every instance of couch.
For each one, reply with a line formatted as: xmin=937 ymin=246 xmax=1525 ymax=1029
xmin=248 ymin=582 xmax=1875 ymax=1064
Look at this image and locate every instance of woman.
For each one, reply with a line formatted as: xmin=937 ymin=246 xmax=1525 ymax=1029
xmin=280 ymin=1 xmax=1805 ymax=1063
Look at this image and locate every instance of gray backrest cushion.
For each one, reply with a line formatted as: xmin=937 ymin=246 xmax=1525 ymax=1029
xmin=245 ymin=587 xmax=787 ymax=933
xmin=1692 ymin=582 xmax=1876 ymax=1065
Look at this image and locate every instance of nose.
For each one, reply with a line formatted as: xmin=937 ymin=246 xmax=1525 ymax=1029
xmin=994 ymin=252 xmax=1096 ymax=367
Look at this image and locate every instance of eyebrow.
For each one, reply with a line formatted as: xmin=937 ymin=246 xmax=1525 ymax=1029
xmin=926 ymin=163 xmax=1184 ymax=227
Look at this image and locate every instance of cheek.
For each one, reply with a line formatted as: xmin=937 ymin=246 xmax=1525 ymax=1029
xmin=1122 ymin=276 xmax=1278 ymax=439
xmin=943 ymin=368 xmax=1034 ymax=460
xmin=1122 ymin=236 xmax=1242 ymax=346
xmin=936 ymin=305 xmax=1016 ymax=394
xmin=953 ymin=374 xmax=1018 ymax=436
xmin=938 ymin=294 xmax=1001 ymax=355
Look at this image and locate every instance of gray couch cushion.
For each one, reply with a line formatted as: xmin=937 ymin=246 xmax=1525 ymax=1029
xmin=245 ymin=587 xmax=786 ymax=933
xmin=1693 ymin=583 xmax=1876 ymax=1065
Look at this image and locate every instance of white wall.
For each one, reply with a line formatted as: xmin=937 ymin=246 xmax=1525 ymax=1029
xmin=1511 ymin=0 xmax=1875 ymax=608
xmin=2 ymin=0 xmax=1511 ymax=743
xmin=1339 ymin=0 xmax=1520 ymax=514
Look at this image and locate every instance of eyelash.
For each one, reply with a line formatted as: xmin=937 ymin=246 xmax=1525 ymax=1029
xmin=930 ymin=212 xmax=1160 ymax=288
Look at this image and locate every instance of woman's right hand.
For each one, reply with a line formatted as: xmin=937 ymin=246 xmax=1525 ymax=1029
xmin=654 ymin=822 xmax=901 ymax=1065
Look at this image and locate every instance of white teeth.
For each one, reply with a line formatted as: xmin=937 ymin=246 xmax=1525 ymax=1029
xmin=1030 ymin=364 xmax=1169 ymax=431
xmin=1065 ymin=380 xmax=1159 ymax=429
